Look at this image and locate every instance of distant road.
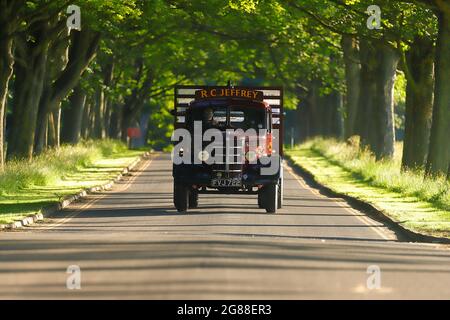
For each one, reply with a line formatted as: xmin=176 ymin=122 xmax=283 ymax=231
xmin=1 ymin=154 xmax=450 ymax=299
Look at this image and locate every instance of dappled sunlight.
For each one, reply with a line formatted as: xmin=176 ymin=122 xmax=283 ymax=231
xmin=287 ymin=139 xmax=450 ymax=238
xmin=0 ymin=141 xmax=144 ymax=224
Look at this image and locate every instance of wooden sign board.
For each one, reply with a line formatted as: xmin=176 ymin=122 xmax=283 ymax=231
xmin=195 ymin=88 xmax=264 ymax=101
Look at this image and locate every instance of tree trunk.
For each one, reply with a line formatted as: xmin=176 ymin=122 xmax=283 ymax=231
xmin=93 ymin=88 xmax=106 ymax=139
xmin=8 ymin=60 xmax=47 ymax=160
xmin=47 ymin=112 xmax=57 ymax=148
xmin=36 ymin=93 xmax=65 ymax=152
xmin=107 ymin=103 xmax=120 ymax=139
xmin=34 ymin=27 xmax=70 ymax=153
xmin=7 ymin=28 xmax=49 ymax=161
xmin=81 ymin=98 xmax=92 ymax=140
xmin=355 ymin=39 xmax=377 ymax=148
xmin=341 ymin=35 xmax=361 ymax=139
xmin=89 ymin=103 xmax=96 ymax=139
xmin=315 ymin=90 xmax=340 ymax=139
xmin=121 ymin=112 xmax=134 ymax=143
xmin=108 ymin=104 xmax=117 ymax=139
xmin=306 ymin=81 xmax=322 ymax=137
xmin=329 ymin=91 xmax=344 ymax=138
xmin=53 ymin=108 xmax=61 ymax=147
xmin=61 ymin=84 xmax=86 ymax=144
xmin=92 ymin=60 xmax=114 ymax=139
xmin=297 ymin=98 xmax=310 ymax=142
xmin=35 ymin=90 xmax=51 ymax=153
xmin=0 ymin=1 xmax=16 ymax=169
xmin=372 ymin=44 xmax=399 ymax=160
xmin=426 ymin=11 xmax=450 ymax=176
xmin=104 ymin=100 xmax=113 ymax=138
xmin=447 ymin=162 xmax=450 ymax=180
xmin=120 ymin=60 xmax=154 ymax=143
xmin=318 ymin=93 xmax=328 ymax=137
xmin=293 ymin=86 xmax=307 ymax=143
xmin=0 ymin=32 xmax=13 ymax=169
xmin=103 ymin=61 xmax=114 ymax=139
xmin=137 ymin=112 xmax=150 ymax=148
xmin=35 ymin=29 xmax=100 ymax=153
xmin=401 ymin=36 xmax=435 ymax=170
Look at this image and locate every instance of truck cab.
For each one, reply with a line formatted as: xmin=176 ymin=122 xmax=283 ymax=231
xmin=171 ymin=85 xmax=284 ymax=213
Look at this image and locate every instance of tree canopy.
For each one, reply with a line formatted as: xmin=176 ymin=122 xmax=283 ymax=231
xmin=0 ymin=0 xmax=449 ymax=177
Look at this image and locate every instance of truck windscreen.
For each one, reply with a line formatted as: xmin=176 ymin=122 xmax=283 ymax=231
xmin=230 ymin=106 xmax=265 ymax=130
xmin=190 ymin=106 xmax=266 ymax=130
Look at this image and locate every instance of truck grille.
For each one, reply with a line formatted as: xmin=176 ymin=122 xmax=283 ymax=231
xmin=211 ymin=135 xmax=244 ymax=173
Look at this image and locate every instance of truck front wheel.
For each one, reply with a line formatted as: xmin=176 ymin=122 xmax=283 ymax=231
xmin=257 ymin=192 xmax=265 ymax=208
xmin=189 ymin=190 xmax=199 ymax=208
xmin=174 ymin=182 xmax=189 ymax=212
xmin=262 ymin=183 xmax=278 ymax=213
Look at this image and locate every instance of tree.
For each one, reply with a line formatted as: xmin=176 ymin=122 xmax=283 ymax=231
xmin=341 ymin=35 xmax=361 ymax=139
xmin=0 ymin=0 xmax=49 ymax=165
xmin=401 ymin=36 xmax=435 ymax=169
xmin=61 ymin=83 xmax=87 ymax=144
xmin=34 ymin=28 xmax=100 ymax=153
xmin=1 ymin=0 xmax=444 ymax=172
xmin=0 ymin=0 xmax=19 ymax=168
xmin=373 ymin=43 xmax=399 ymax=159
xmin=7 ymin=19 xmax=55 ymax=160
xmin=425 ymin=1 xmax=450 ymax=176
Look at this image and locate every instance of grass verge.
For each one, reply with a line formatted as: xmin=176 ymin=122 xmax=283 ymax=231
xmin=0 ymin=140 xmax=145 ymax=225
xmin=286 ymin=138 xmax=450 ymax=239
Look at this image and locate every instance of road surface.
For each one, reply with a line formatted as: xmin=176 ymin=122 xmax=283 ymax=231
xmin=1 ymin=154 xmax=450 ymax=299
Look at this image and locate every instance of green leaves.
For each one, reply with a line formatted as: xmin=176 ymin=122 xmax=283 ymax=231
xmin=37 ymin=0 xmax=437 ymax=142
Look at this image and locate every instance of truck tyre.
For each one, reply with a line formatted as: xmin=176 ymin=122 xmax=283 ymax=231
xmin=277 ymin=178 xmax=283 ymax=209
xmin=264 ymin=183 xmax=278 ymax=213
xmin=257 ymin=191 xmax=265 ymax=209
xmin=189 ymin=190 xmax=199 ymax=208
xmin=174 ymin=182 xmax=189 ymax=212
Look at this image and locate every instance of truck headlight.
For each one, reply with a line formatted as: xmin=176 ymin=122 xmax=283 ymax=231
xmin=198 ymin=150 xmax=210 ymax=162
xmin=246 ymin=151 xmax=257 ymax=163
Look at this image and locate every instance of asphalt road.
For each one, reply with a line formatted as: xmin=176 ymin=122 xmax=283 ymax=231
xmin=1 ymin=153 xmax=450 ymax=299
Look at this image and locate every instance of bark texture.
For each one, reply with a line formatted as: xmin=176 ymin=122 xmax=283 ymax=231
xmin=372 ymin=44 xmax=399 ymax=160
xmin=7 ymin=24 xmax=50 ymax=160
xmin=341 ymin=35 xmax=361 ymax=139
xmin=426 ymin=10 xmax=450 ymax=176
xmin=402 ymin=36 xmax=435 ymax=170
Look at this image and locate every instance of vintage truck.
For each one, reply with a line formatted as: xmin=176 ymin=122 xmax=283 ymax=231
xmin=171 ymin=85 xmax=284 ymax=213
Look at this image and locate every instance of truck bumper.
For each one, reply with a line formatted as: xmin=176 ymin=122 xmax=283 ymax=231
xmin=173 ymin=160 xmax=282 ymax=188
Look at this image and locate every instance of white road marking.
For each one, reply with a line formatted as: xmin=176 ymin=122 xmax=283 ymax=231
xmin=35 ymin=156 xmax=156 ymax=231
xmin=285 ymin=164 xmax=395 ymax=241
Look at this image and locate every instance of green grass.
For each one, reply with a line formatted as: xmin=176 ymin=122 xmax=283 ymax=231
xmin=0 ymin=140 xmax=145 ymax=225
xmin=286 ymin=138 xmax=450 ymax=239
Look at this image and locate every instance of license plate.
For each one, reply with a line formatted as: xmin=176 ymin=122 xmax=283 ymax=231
xmin=211 ymin=178 xmax=242 ymax=187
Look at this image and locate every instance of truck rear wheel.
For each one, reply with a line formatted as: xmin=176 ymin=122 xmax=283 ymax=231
xmin=174 ymin=182 xmax=189 ymax=212
xmin=189 ymin=190 xmax=199 ymax=208
xmin=262 ymin=183 xmax=278 ymax=213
